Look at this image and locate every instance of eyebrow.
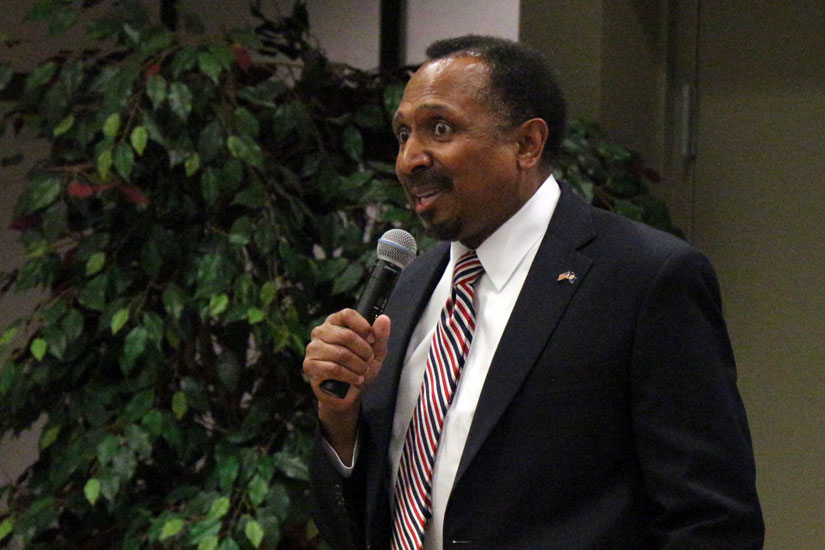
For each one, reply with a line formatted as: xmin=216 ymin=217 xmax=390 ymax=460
xmin=392 ymin=102 xmax=452 ymax=129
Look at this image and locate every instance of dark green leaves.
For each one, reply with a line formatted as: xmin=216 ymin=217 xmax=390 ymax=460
xmin=168 ymin=82 xmax=193 ymax=120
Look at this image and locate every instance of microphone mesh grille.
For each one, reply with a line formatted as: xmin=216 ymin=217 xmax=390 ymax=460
xmin=376 ymin=229 xmax=417 ymax=268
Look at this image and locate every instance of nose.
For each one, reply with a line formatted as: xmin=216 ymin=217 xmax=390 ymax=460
xmin=396 ymin=134 xmax=432 ymax=175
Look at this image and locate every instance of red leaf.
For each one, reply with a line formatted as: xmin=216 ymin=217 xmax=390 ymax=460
xmin=10 ymin=213 xmax=41 ymax=231
xmin=233 ymin=44 xmax=253 ymax=72
xmin=145 ymin=63 xmax=161 ymax=78
xmin=68 ymin=181 xmax=95 ymax=198
xmin=118 ymin=184 xmax=149 ymax=205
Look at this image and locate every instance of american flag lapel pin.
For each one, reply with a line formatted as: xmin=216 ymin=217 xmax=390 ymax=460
xmin=557 ymin=271 xmax=577 ymax=284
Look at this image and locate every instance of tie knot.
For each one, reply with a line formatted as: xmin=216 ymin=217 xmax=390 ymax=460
xmin=453 ymin=250 xmax=484 ymax=288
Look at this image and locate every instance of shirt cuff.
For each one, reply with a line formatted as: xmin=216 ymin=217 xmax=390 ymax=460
xmin=321 ymin=430 xmax=360 ymax=477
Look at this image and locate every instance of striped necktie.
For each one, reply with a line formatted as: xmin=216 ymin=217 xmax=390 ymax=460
xmin=391 ymin=250 xmax=485 ymax=550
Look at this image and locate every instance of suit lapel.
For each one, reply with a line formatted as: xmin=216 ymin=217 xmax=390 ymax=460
xmin=454 ymin=184 xmax=597 ymax=485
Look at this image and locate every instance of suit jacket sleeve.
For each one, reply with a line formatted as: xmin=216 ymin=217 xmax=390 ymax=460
xmin=310 ymin=428 xmax=368 ymax=550
xmin=630 ymin=247 xmax=764 ymax=547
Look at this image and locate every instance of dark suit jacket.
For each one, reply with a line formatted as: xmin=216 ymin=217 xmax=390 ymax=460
xmin=311 ymin=184 xmax=764 ymax=549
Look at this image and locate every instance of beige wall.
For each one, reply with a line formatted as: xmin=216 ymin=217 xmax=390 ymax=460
xmin=693 ymin=3 xmax=825 ymax=547
xmin=522 ymin=1 xmax=825 ymax=546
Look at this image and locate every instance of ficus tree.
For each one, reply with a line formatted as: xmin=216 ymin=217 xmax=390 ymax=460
xmin=0 ymin=2 xmax=678 ymax=549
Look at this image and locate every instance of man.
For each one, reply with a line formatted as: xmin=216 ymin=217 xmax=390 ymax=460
xmin=303 ymin=35 xmax=764 ymax=550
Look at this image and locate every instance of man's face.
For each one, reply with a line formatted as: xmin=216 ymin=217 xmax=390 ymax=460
xmin=392 ymin=55 xmax=525 ymax=249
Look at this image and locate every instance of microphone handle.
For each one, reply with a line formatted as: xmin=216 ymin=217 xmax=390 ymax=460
xmin=320 ymin=260 xmax=402 ymax=398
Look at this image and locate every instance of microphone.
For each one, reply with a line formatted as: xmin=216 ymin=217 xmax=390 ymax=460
xmin=320 ymin=229 xmax=417 ymax=398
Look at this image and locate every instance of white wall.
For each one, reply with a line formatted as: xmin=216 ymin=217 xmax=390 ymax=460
xmin=404 ymin=0 xmax=520 ymax=65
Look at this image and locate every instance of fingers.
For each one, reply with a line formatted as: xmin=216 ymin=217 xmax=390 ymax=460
xmin=303 ymin=309 xmax=389 ymax=402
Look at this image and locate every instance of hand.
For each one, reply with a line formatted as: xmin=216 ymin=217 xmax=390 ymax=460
xmin=303 ymin=309 xmax=390 ymax=461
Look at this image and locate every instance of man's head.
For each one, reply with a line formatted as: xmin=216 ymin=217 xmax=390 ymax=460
xmin=392 ymin=36 xmax=566 ymax=248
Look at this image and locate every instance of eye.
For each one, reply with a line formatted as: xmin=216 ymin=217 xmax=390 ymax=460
xmin=397 ymin=128 xmax=410 ymax=144
xmin=433 ymin=121 xmax=452 ymax=136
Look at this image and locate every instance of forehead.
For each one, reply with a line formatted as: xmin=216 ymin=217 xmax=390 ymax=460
xmin=394 ymin=55 xmax=493 ymax=122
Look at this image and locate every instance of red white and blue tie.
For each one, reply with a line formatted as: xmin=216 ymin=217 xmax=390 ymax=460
xmin=391 ymin=250 xmax=485 ymax=550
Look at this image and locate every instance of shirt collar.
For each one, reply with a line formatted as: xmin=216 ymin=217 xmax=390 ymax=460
xmin=450 ymin=174 xmax=561 ymax=291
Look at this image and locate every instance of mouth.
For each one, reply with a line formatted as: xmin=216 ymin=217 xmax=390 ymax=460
xmin=409 ymin=187 xmax=443 ymax=213
xmin=402 ymin=171 xmax=453 ymax=214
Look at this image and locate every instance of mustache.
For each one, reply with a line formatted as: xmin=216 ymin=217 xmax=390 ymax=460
xmin=400 ymin=168 xmax=454 ymax=191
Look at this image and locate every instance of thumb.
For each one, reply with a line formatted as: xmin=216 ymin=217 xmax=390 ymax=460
xmin=371 ymin=314 xmax=391 ymax=364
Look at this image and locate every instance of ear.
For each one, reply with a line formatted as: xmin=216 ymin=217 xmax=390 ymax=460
xmin=515 ymin=118 xmax=549 ymax=171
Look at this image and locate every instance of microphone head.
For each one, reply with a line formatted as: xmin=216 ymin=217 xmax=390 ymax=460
xmin=377 ymin=229 xmax=417 ymax=268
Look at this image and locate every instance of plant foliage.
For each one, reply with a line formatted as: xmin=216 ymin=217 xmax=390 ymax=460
xmin=0 ymin=2 xmax=679 ymax=549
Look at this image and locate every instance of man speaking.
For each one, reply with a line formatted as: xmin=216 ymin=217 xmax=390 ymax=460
xmin=303 ymin=35 xmax=764 ymax=549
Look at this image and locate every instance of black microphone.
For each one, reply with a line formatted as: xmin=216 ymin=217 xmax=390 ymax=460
xmin=320 ymin=229 xmax=417 ymax=398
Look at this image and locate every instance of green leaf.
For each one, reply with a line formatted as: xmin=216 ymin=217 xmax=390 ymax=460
xmin=131 ymin=125 xmax=148 ymax=156
xmin=247 ymin=308 xmax=265 ymax=324
xmin=189 ymin=519 xmax=221 ymax=544
xmin=53 ymin=114 xmax=75 ymax=136
xmin=121 ymin=326 xmax=148 ymax=373
xmin=97 ymin=434 xmax=118 ymax=465
xmin=23 ymin=176 xmax=61 ymax=214
xmin=342 ymin=126 xmax=363 ymax=161
xmin=198 ymin=51 xmax=223 ymax=84
xmin=31 ymin=338 xmax=47 ymax=361
xmin=247 ymin=475 xmax=268 ymax=507
xmin=114 ymin=142 xmax=135 ymax=180
xmin=62 ymin=308 xmax=84 ymax=341
xmin=111 ymin=307 xmax=130 ymax=334
xmin=198 ymin=536 xmax=218 ymax=550
xmin=331 ymin=263 xmax=363 ymax=295
xmin=78 ymin=274 xmax=107 ymax=311
xmin=97 ymin=148 xmax=113 ymax=179
xmin=162 ymin=284 xmax=186 ymax=319
xmin=209 ymin=294 xmax=229 ymax=317
xmin=141 ymin=409 xmax=163 ymax=438
xmin=0 ymin=518 xmax=12 ymax=542
xmin=259 ymin=282 xmax=277 ymax=307
xmin=227 ymin=135 xmax=264 ymax=170
xmin=237 ymin=79 xmax=286 ymax=107
xmin=86 ymin=251 xmax=106 ymax=276
xmin=168 ymin=46 xmax=195 ymax=76
xmin=40 ymin=425 xmax=60 ymax=449
xmin=272 ymin=450 xmax=309 ymax=480
xmin=218 ymin=455 xmax=239 ymax=489
xmin=185 ymin=153 xmax=200 ymax=177
xmin=383 ymin=82 xmax=405 ymax=114
xmin=0 ymin=327 xmax=18 ymax=347
xmin=234 ymin=107 xmax=259 ymax=138
xmin=201 ymin=168 xmax=220 ymax=205
xmin=103 ymin=112 xmax=121 ymax=138
xmin=172 ymin=391 xmax=188 ymax=419
xmin=245 ymin=520 xmax=264 ymax=548
xmin=84 ymin=478 xmax=100 ymax=505
xmin=207 ymin=496 xmax=231 ymax=520
xmin=26 ymin=61 xmax=57 ymax=92
xmin=160 ymin=518 xmax=185 ymax=541
xmin=219 ymin=538 xmax=239 ymax=550
xmin=169 ymin=82 xmax=193 ymax=120
xmin=146 ymin=74 xmax=167 ymax=109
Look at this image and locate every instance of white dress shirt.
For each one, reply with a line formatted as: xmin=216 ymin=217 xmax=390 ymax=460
xmin=388 ymin=175 xmax=560 ymax=549
xmin=324 ymin=175 xmax=560 ymax=550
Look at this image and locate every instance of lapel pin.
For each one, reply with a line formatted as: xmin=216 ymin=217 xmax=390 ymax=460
xmin=557 ymin=271 xmax=577 ymax=284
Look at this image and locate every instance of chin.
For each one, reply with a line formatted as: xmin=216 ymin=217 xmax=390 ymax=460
xmin=423 ymin=218 xmax=463 ymax=243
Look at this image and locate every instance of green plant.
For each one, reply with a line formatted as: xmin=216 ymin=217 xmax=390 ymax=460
xmin=0 ymin=2 xmax=416 ymax=549
xmin=0 ymin=3 xmax=679 ymax=549
xmin=554 ymin=118 xmax=683 ymax=238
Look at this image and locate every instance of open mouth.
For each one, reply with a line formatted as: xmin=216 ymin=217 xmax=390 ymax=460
xmin=410 ymin=187 xmax=443 ymax=212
